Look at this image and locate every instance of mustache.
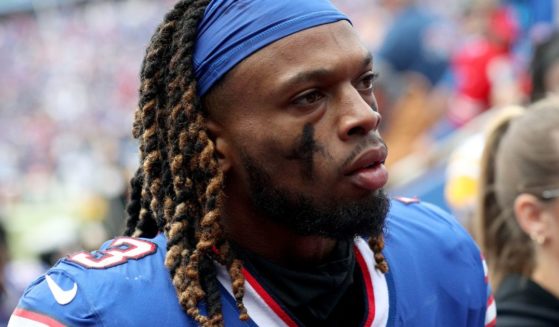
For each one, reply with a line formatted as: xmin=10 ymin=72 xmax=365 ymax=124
xmin=340 ymin=136 xmax=387 ymax=171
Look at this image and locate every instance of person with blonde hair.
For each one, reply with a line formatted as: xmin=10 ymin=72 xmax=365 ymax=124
xmin=476 ymin=101 xmax=559 ymax=326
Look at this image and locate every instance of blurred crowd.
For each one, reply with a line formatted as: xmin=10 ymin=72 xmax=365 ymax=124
xmin=0 ymin=0 xmax=558 ymax=322
xmin=0 ymin=0 xmax=178 ymax=257
xmin=0 ymin=1 xmax=175 ymax=319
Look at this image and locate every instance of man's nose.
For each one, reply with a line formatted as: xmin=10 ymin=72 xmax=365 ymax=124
xmin=338 ymin=90 xmax=381 ymax=141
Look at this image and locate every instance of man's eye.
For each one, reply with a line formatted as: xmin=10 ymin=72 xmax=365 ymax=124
xmin=357 ymin=72 xmax=379 ymax=91
xmin=292 ymin=90 xmax=325 ymax=106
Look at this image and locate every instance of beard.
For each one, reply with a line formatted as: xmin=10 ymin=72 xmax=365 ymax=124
xmin=242 ymin=153 xmax=390 ymax=241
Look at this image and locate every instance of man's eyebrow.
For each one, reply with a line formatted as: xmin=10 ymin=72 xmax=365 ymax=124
xmin=283 ymin=69 xmax=332 ymax=89
xmin=363 ymin=52 xmax=373 ymax=67
xmin=280 ymin=52 xmax=374 ymax=92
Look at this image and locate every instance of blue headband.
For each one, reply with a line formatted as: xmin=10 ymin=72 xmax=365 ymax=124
xmin=193 ymin=0 xmax=350 ymax=97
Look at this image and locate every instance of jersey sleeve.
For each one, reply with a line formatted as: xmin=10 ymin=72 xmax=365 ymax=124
xmin=420 ymin=201 xmax=497 ymax=327
xmin=385 ymin=198 xmax=494 ymax=326
xmin=8 ymin=268 xmax=100 ymax=327
xmin=8 ymin=235 xmax=197 ymax=327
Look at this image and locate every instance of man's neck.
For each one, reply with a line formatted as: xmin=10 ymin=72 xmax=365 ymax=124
xmin=222 ymin=204 xmax=337 ymax=266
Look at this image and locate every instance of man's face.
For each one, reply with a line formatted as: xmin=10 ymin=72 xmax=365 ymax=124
xmin=207 ymin=21 xmax=389 ymax=240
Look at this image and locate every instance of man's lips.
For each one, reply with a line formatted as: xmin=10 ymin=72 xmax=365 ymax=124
xmin=343 ymin=146 xmax=389 ymax=190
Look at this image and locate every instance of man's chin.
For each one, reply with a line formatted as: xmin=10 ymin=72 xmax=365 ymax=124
xmin=256 ymin=190 xmax=390 ymax=241
xmin=243 ymin=152 xmax=390 ymax=241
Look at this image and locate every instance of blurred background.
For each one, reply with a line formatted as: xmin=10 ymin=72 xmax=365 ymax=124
xmin=0 ymin=0 xmax=557 ymax=321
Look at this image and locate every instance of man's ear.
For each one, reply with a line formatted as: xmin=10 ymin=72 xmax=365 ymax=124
xmin=206 ymin=118 xmax=233 ymax=173
xmin=514 ymin=194 xmax=546 ymax=241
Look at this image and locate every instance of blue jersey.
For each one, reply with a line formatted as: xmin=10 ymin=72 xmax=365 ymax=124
xmin=9 ymin=199 xmax=495 ymax=326
xmin=383 ymin=198 xmax=495 ymax=327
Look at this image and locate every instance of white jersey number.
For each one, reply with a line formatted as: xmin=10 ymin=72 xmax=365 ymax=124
xmin=68 ymin=237 xmax=157 ymax=269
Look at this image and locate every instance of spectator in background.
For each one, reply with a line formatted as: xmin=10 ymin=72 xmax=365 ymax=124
xmin=0 ymin=221 xmax=13 ymax=324
xmin=530 ymin=31 xmax=559 ymax=102
xmin=445 ymin=29 xmax=559 ymax=231
xmin=475 ymin=102 xmax=559 ymax=326
xmin=377 ymin=0 xmax=451 ymax=87
xmin=448 ymin=1 xmax=522 ymax=127
xmin=0 ymin=220 xmax=35 ymax=325
xmin=375 ymin=0 xmax=456 ymax=166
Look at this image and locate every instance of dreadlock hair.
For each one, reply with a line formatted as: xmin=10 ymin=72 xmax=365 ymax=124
xmin=475 ymin=102 xmax=559 ymax=290
xmin=123 ymin=1 xmax=245 ymax=325
xmin=124 ymin=0 xmax=389 ymax=324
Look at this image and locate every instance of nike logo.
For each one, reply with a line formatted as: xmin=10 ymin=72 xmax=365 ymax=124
xmin=45 ymin=274 xmax=78 ymax=305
